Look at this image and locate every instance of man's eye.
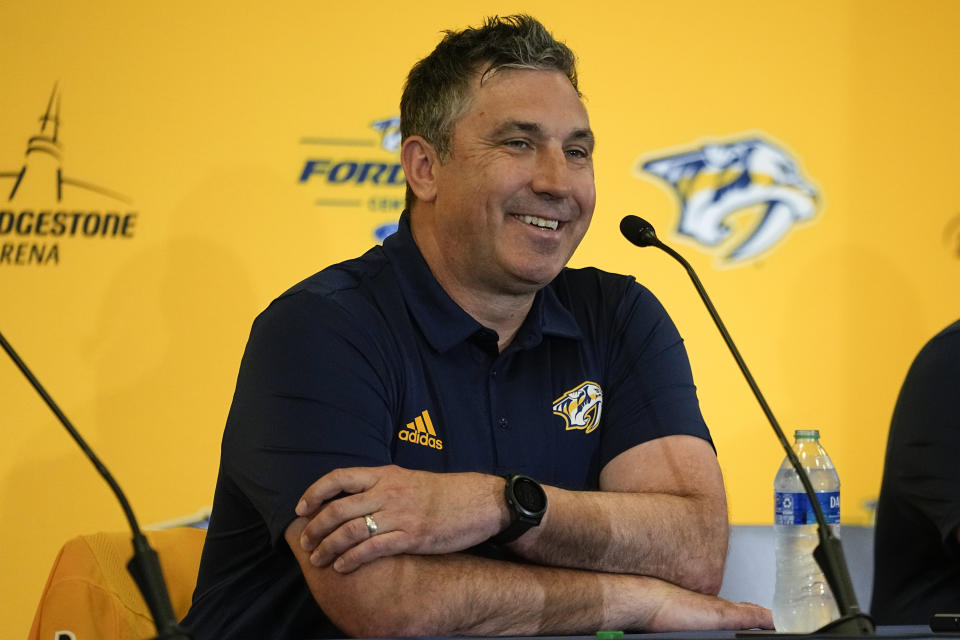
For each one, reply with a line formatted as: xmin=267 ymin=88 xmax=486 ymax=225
xmin=566 ymin=148 xmax=589 ymax=159
xmin=505 ymin=140 xmax=530 ymax=149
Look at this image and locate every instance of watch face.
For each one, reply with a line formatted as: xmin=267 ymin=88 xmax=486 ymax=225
xmin=514 ymin=476 xmax=547 ymax=514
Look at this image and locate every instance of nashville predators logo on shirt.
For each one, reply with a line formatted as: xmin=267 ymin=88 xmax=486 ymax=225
xmin=398 ymin=409 xmax=443 ymax=450
xmin=552 ymin=381 xmax=603 ymax=434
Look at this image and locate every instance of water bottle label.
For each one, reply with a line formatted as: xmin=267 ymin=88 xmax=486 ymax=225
xmin=774 ymin=491 xmax=840 ymax=525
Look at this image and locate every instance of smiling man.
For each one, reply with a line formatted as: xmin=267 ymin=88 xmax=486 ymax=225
xmin=182 ymin=15 xmax=772 ymax=639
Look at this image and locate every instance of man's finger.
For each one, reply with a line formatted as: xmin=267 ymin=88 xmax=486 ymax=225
xmin=738 ymin=603 xmax=773 ymax=630
xmin=715 ymin=602 xmax=773 ymax=630
xmin=296 ymin=466 xmax=384 ymax=516
xmin=299 ymin=493 xmax=377 ymax=551
xmin=308 ymin=515 xmax=378 ymax=566
xmin=332 ymin=530 xmax=407 ymax=574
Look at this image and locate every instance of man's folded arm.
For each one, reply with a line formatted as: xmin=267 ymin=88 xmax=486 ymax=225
xmin=285 ymin=517 xmax=769 ymax=638
xmin=297 ymin=434 xmax=728 ymax=595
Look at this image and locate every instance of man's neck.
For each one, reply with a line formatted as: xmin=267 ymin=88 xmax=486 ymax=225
xmin=410 ymin=215 xmax=535 ymax=352
xmin=442 ymin=284 xmax=533 ymax=353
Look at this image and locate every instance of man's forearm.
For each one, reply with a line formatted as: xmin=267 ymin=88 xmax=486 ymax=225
xmin=286 ymin=518 xmax=767 ymax=637
xmin=508 ymin=485 xmax=727 ymax=594
xmin=505 ymin=435 xmax=729 ymax=594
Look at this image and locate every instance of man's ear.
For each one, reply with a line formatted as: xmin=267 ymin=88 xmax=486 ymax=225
xmin=401 ymin=136 xmax=439 ymax=203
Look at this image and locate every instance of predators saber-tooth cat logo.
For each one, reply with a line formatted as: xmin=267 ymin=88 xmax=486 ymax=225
xmin=552 ymin=382 xmax=603 ymax=434
xmin=638 ymin=136 xmax=819 ymax=264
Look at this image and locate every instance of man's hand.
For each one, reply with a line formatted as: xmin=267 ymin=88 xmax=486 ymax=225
xmin=641 ymin=579 xmax=774 ymax=632
xmin=295 ymin=465 xmax=506 ymax=572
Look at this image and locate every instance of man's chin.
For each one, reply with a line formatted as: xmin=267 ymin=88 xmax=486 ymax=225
xmin=503 ymin=265 xmax=565 ymax=293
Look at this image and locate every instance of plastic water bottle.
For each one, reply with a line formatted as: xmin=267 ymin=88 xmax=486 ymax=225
xmin=772 ymin=429 xmax=841 ymax=632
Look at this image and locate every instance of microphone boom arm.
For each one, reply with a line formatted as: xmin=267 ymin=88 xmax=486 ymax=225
xmin=0 ymin=330 xmax=190 ymax=640
xmin=620 ymin=216 xmax=873 ymax=636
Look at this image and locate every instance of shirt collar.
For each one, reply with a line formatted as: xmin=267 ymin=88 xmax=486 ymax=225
xmin=512 ymin=280 xmax=582 ymax=350
xmin=382 ymin=211 xmax=582 ymax=353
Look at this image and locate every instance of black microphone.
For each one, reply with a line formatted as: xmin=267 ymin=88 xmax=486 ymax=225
xmin=0 ymin=330 xmax=191 ymax=640
xmin=619 ymin=215 xmax=659 ymax=248
xmin=620 ymin=215 xmax=874 ymax=637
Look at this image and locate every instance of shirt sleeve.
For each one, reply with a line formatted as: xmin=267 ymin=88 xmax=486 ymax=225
xmin=887 ymin=326 xmax=960 ymax=548
xmin=598 ymin=278 xmax=712 ymax=468
xmin=221 ymin=288 xmax=399 ymax=546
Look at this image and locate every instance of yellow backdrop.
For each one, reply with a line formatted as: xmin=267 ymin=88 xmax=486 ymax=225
xmin=3 ymin=0 xmax=959 ymax=635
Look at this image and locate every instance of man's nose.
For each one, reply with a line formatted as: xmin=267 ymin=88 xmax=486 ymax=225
xmin=531 ymin=146 xmax=572 ymax=199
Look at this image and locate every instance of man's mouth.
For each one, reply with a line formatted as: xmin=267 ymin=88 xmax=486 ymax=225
xmin=512 ymin=214 xmax=560 ymax=231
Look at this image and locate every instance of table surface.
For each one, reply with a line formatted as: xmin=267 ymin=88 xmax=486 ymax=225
xmin=316 ymin=626 xmax=959 ymax=640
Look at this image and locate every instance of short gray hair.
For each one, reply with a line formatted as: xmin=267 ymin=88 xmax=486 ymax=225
xmin=400 ymin=15 xmax=579 ymax=209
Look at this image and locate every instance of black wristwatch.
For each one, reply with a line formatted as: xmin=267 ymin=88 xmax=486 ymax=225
xmin=491 ymin=474 xmax=547 ymax=544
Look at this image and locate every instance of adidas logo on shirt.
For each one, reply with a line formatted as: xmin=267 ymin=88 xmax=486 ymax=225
xmin=399 ymin=409 xmax=443 ymax=450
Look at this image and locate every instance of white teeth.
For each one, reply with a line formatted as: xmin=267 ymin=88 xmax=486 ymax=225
xmin=514 ymin=214 xmax=559 ymax=230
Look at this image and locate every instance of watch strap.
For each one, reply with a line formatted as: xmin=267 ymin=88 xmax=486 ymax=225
xmin=490 ymin=518 xmax=532 ymax=545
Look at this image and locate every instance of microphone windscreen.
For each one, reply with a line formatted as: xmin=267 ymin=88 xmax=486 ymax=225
xmin=620 ymin=215 xmax=658 ymax=247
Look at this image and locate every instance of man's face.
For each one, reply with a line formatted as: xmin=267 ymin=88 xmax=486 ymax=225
xmin=426 ymin=68 xmax=596 ymax=296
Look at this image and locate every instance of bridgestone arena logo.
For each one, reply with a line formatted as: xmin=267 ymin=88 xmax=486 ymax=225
xmin=0 ymin=211 xmax=136 ymax=264
xmin=0 ymin=85 xmax=137 ymax=266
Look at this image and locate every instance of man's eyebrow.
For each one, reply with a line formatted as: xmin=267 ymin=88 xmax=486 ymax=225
xmin=569 ymin=128 xmax=595 ymax=149
xmin=490 ymin=121 xmax=596 ymax=147
xmin=490 ymin=120 xmax=543 ymax=137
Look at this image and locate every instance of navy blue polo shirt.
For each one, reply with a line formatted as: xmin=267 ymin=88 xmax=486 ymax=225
xmin=183 ymin=212 xmax=711 ymax=639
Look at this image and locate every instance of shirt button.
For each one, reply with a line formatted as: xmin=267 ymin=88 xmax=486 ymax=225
xmin=497 ymin=417 xmax=509 ymax=430
xmin=490 ymin=369 xmax=498 ymax=377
